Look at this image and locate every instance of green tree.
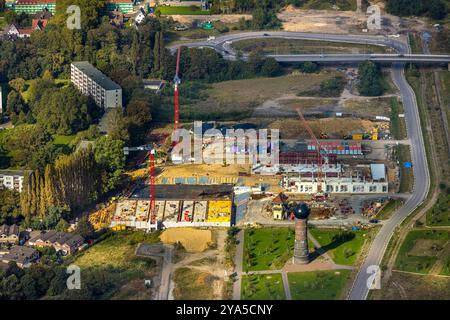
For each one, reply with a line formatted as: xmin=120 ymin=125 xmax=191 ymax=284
xmin=94 ymin=136 xmax=125 ymax=193
xmin=74 ymin=216 xmax=95 ymax=239
xmin=357 ymin=60 xmax=384 ymax=96
xmin=55 ymin=218 xmax=70 ymax=232
xmin=261 ymin=58 xmax=281 ymax=77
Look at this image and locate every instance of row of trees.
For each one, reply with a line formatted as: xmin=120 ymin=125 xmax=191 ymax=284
xmin=19 ymin=137 xmax=124 ymax=219
xmin=358 ymin=60 xmax=385 ymax=97
xmin=6 ymin=76 xmax=101 ymax=134
xmin=387 ymin=0 xmax=448 ymax=20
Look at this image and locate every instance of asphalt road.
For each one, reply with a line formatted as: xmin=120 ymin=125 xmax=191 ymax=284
xmin=175 ymin=31 xmax=430 ymax=300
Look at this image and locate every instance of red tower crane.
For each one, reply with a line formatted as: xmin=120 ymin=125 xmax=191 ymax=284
xmin=173 ymin=47 xmax=182 ymax=132
xmin=296 ymin=108 xmax=327 ymax=195
xmin=124 ymin=145 xmax=157 ymax=230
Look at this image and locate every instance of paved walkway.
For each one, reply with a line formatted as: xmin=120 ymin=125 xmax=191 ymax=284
xmin=233 ymin=231 xmax=354 ymax=300
xmin=232 ymin=230 xmax=244 ymax=300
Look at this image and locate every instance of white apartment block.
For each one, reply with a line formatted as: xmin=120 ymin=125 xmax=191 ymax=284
xmin=0 ymin=170 xmax=30 ymax=193
xmin=71 ymin=61 xmax=122 ymax=109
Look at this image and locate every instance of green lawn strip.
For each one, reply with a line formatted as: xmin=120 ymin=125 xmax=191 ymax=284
xmin=232 ymin=38 xmax=387 ymax=55
xmin=390 ymin=97 xmax=407 ymax=140
xmin=376 ymin=198 xmax=403 ymax=220
xmin=288 ymin=269 xmax=352 ymax=300
xmin=394 ymin=229 xmax=449 ymax=274
xmin=309 ymin=229 xmax=367 ymax=266
xmin=157 ymin=6 xmax=210 ymax=15
xmin=393 ymin=144 xmax=413 ymax=193
xmin=243 ymin=228 xmax=295 ymax=271
xmin=241 ymin=273 xmax=285 ymax=300
xmin=53 ymin=134 xmax=76 ymax=145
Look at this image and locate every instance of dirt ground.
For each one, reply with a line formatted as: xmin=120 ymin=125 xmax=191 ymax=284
xmin=371 ymin=271 xmax=450 ymax=300
xmin=279 ymin=6 xmax=367 ymax=33
xmin=158 ymin=163 xmax=284 ymax=192
xmin=170 ymin=229 xmax=230 ymax=299
xmin=160 ymin=228 xmax=213 ymax=252
xmin=267 ymin=117 xmax=381 ymax=139
xmin=409 ymin=239 xmax=448 ymax=257
xmin=169 ymin=14 xmax=251 ymax=24
xmin=278 ymin=4 xmax=427 ymax=34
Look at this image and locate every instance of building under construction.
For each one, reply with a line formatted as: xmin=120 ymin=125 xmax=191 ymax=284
xmin=281 ymin=163 xmax=388 ymax=194
xmin=110 ymin=185 xmax=234 ymax=230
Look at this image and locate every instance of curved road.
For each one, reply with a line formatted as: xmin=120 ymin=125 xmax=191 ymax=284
xmin=171 ymin=31 xmax=430 ymax=300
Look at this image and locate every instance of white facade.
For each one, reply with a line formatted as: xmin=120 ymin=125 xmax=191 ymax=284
xmin=135 ymin=8 xmax=146 ymax=24
xmin=282 ymin=176 xmax=388 ymax=194
xmin=0 ymin=171 xmax=28 ymax=193
xmin=71 ymin=62 xmax=122 ymax=109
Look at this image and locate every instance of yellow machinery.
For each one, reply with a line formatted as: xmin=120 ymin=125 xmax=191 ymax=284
xmin=206 ymin=200 xmax=232 ymax=222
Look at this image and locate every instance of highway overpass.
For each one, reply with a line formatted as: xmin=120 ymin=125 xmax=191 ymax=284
xmin=266 ymin=53 xmax=450 ymax=64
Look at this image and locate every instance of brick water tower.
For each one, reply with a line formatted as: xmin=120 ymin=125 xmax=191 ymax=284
xmin=291 ymin=203 xmax=311 ymax=265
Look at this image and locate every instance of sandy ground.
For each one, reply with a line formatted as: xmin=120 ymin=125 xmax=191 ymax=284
xmin=160 ymin=227 xmax=213 ymax=252
xmin=169 ymin=229 xmax=230 ymax=299
xmin=279 ymin=6 xmax=368 ymax=33
xmin=169 ymin=14 xmax=251 ymax=24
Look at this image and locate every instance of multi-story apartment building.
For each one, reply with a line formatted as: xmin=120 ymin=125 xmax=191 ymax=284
xmin=0 ymin=170 xmax=31 ymax=193
xmin=6 ymin=0 xmax=56 ymax=14
xmin=71 ymin=61 xmax=123 ymax=109
xmin=106 ymin=0 xmax=136 ymax=14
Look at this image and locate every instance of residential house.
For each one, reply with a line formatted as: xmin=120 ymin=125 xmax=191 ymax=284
xmin=32 ymin=8 xmax=53 ymax=20
xmin=0 ymin=170 xmax=31 ymax=192
xmin=28 ymin=230 xmax=84 ymax=255
xmin=0 ymin=246 xmax=39 ymax=268
xmin=0 ymin=224 xmax=20 ymax=244
xmin=7 ymin=0 xmax=56 ymax=14
xmin=272 ymin=193 xmax=288 ymax=220
xmin=135 ymin=7 xmax=146 ymax=25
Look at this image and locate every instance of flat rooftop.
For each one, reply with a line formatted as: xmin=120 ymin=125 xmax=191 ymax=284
xmin=71 ymin=61 xmax=122 ymax=91
xmin=131 ymin=184 xmax=234 ymax=201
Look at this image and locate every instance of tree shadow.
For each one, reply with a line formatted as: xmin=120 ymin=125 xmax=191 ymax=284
xmin=309 ymin=232 xmax=356 ymax=262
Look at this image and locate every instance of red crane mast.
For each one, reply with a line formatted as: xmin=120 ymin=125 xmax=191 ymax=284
xmin=173 ymin=47 xmax=181 ymax=132
xmin=296 ymin=108 xmax=326 ymax=194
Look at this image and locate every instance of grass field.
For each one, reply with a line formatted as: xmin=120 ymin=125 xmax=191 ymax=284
xmin=390 ymin=97 xmax=407 ymax=140
xmin=288 ymin=270 xmax=352 ymax=300
xmin=74 ymin=231 xmax=160 ymax=269
xmin=370 ymin=270 xmax=450 ymax=300
xmin=157 ymin=6 xmax=210 ymax=15
xmin=176 ymin=73 xmax=339 ymax=122
xmin=173 ymin=267 xmax=223 ymax=300
xmin=394 ymin=230 xmax=449 ymax=274
xmin=427 ymin=191 xmax=450 ymax=226
xmin=309 ymin=229 xmax=368 ymax=266
xmin=394 ymin=145 xmax=414 ymax=193
xmin=241 ymin=273 xmax=286 ymax=300
xmin=69 ymin=231 xmax=161 ymax=299
xmin=243 ymin=228 xmax=295 ymax=271
xmin=232 ymin=38 xmax=388 ymax=55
